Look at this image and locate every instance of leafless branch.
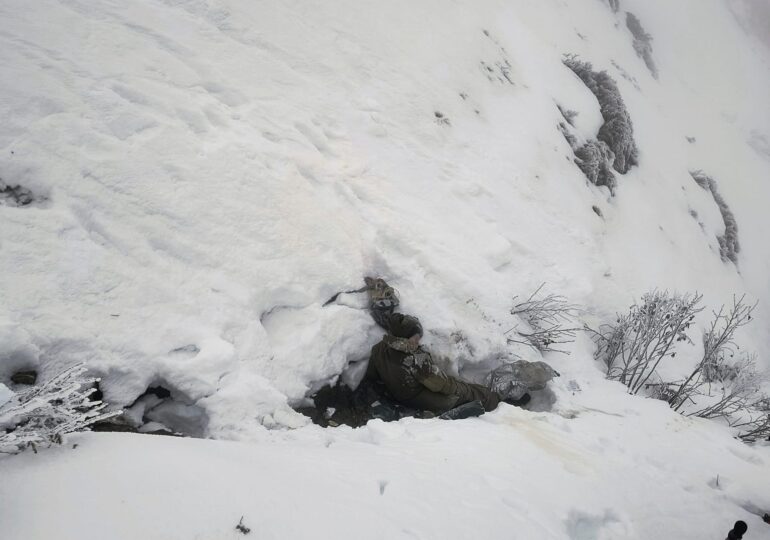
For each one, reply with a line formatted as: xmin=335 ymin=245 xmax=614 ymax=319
xmin=509 ymin=284 xmax=581 ymax=354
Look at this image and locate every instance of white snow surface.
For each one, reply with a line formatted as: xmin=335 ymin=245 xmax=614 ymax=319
xmin=3 ymin=388 xmax=770 ymax=540
xmin=2 ymin=0 xmax=770 ymax=538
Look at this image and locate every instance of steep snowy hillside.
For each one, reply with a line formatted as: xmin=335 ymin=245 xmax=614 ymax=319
xmin=1 ymin=0 xmax=769 ymax=538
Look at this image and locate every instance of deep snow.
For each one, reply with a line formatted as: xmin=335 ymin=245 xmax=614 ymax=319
xmin=3 ymin=386 xmax=770 ymax=540
xmin=1 ymin=0 xmax=770 ymax=538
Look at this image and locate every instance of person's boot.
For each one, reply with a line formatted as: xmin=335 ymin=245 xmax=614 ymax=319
xmin=369 ymin=400 xmax=400 ymax=422
xmin=439 ymin=400 xmax=485 ymax=420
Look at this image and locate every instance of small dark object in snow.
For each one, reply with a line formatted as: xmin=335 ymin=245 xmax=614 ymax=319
xmin=686 ymin=136 xmax=696 ymax=143
xmin=763 ymin=513 xmax=770 ymax=524
xmin=434 ymin=111 xmax=450 ymax=125
xmin=11 ymin=370 xmax=37 ymax=385
xmin=146 ymin=386 xmax=172 ymax=399
xmin=90 ymin=421 xmax=138 ymax=433
xmin=170 ymin=344 xmax=200 ymax=355
xmin=144 ymin=427 xmax=183 ymax=437
xmin=0 ymin=180 xmax=36 ymax=207
xmin=726 ymin=520 xmax=747 ymax=539
xmin=72 ymin=444 xmax=79 ymax=449
xmin=592 ymin=205 xmax=603 ymax=218
xmin=236 ymin=516 xmax=251 ymax=535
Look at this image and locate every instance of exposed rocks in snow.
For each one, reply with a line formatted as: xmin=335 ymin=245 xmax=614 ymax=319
xmin=690 ymin=170 xmax=741 ymax=264
xmin=564 ymin=57 xmax=639 ymax=174
xmin=626 ymin=12 xmax=658 ymax=79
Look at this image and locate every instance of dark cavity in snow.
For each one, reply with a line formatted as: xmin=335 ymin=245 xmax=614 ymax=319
xmin=94 ymin=383 xmax=208 ymax=437
xmin=10 ymin=369 xmax=38 ymax=385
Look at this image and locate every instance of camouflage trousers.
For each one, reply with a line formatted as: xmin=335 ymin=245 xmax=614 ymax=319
xmin=404 ymin=380 xmax=500 ymax=414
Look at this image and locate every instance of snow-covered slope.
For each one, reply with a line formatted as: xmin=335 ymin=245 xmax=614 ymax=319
xmin=1 ymin=0 xmax=770 ymax=538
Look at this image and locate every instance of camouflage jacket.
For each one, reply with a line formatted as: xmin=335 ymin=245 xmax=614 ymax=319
xmin=368 ymin=335 xmax=457 ymax=402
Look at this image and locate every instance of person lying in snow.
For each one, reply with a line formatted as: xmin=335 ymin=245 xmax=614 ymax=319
xmin=364 ymin=278 xmax=532 ymax=419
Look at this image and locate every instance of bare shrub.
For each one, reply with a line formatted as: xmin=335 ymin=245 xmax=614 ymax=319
xmin=588 ymin=291 xmax=702 ymax=393
xmin=563 ymin=56 xmax=639 ymax=175
xmin=593 ymin=292 xmax=766 ymax=443
xmin=626 ymin=13 xmax=658 ymax=78
xmin=0 ymin=364 xmax=119 ymax=454
xmin=687 ymin=358 xmax=769 ymax=443
xmin=690 ymin=171 xmax=740 ymax=265
xmin=507 ymin=284 xmax=581 ymax=354
xmin=734 ymin=402 xmax=770 ymax=443
xmin=668 ymin=296 xmax=757 ymax=412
